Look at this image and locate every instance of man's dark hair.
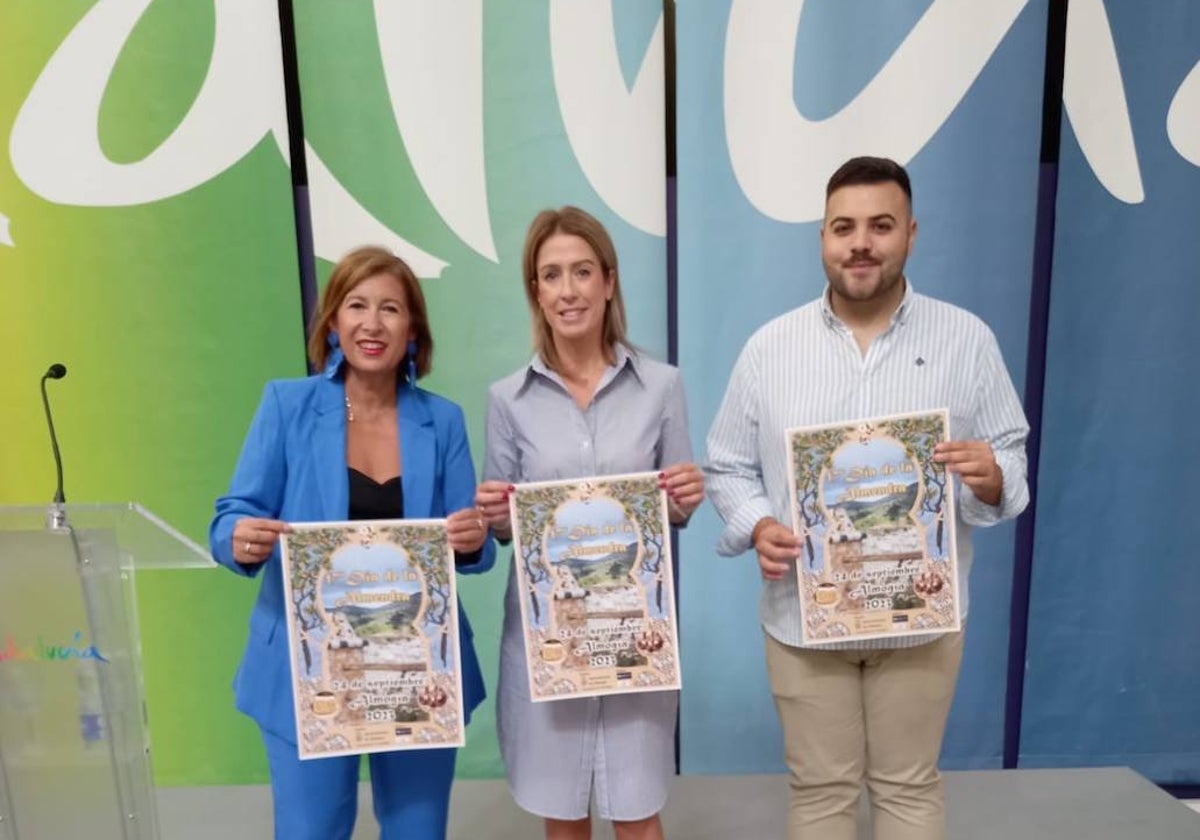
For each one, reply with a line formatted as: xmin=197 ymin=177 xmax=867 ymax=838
xmin=825 ymin=156 xmax=912 ymax=204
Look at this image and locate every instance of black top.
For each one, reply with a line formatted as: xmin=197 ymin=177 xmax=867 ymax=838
xmin=346 ymin=467 xmax=482 ymax=567
xmin=347 ymin=468 xmax=403 ymax=520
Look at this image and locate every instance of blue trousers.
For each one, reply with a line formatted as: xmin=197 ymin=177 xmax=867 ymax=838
xmin=261 ymin=728 xmax=457 ymax=839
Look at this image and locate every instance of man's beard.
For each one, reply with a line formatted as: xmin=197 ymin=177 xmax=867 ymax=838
xmin=827 ymin=262 xmax=904 ymax=302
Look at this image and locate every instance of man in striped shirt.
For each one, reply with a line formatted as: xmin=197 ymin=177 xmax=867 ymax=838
xmin=705 ymin=157 xmax=1029 ymax=840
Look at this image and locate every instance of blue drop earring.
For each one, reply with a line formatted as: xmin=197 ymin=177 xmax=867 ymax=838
xmin=406 ymin=340 xmax=418 ymax=387
xmin=323 ymin=331 xmax=345 ymax=379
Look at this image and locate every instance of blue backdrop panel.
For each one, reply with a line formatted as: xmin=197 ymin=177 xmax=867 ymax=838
xmin=1020 ymin=1 xmax=1200 ymax=784
xmin=676 ymin=0 xmax=1047 ymax=773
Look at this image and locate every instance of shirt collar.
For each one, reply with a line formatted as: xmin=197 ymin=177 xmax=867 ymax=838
xmin=819 ymin=278 xmax=915 ymax=329
xmin=517 ymin=343 xmax=642 ymax=396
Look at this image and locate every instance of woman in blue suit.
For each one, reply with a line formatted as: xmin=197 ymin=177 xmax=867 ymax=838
xmin=210 ymin=246 xmax=494 ymax=840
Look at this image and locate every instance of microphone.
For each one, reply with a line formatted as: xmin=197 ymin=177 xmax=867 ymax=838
xmin=41 ymin=363 xmax=68 ymax=529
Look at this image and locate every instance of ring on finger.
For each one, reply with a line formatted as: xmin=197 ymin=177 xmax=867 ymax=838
xmin=244 ymin=541 xmax=253 ymax=553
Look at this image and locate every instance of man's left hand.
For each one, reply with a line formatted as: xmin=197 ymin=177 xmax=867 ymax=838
xmin=934 ymin=440 xmax=1003 ymax=507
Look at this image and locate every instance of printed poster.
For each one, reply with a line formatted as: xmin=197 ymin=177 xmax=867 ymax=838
xmin=509 ymin=473 xmax=681 ymax=701
xmin=786 ymin=411 xmax=961 ymax=644
xmin=280 ymin=520 xmax=463 ymax=759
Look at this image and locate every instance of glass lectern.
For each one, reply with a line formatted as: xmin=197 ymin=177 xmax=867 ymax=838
xmin=0 ymin=504 xmax=213 ymax=840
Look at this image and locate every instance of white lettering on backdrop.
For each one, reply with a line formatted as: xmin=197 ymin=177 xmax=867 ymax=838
xmin=6 ymin=1 xmax=664 ymax=260
xmin=5 ymin=1 xmax=1196 ymax=253
xmin=550 ymin=1 xmax=666 ymax=236
xmin=723 ymin=0 xmax=1195 ymax=222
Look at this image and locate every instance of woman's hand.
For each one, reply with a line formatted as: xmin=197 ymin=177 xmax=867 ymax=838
xmin=474 ymin=480 xmax=514 ymax=540
xmin=232 ymin=517 xmax=290 ymax=565
xmin=446 ymin=506 xmax=489 ymax=553
xmin=660 ymin=463 xmax=705 ymax=525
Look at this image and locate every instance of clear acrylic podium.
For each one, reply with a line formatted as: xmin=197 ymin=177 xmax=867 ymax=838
xmin=0 ymin=504 xmax=214 ymax=840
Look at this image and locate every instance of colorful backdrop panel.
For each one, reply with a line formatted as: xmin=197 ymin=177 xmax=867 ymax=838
xmin=290 ymin=0 xmax=668 ymax=777
xmin=0 ymin=1 xmax=303 ymax=784
xmin=675 ymin=0 xmax=1048 ymax=773
xmin=1020 ymin=0 xmax=1200 ymax=784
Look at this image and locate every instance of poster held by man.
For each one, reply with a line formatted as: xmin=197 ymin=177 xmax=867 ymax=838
xmin=786 ymin=410 xmax=961 ymax=645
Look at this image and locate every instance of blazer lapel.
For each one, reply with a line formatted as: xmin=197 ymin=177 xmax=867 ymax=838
xmin=313 ymin=378 xmax=349 ymax=521
xmin=399 ymin=387 xmax=435 ymax=518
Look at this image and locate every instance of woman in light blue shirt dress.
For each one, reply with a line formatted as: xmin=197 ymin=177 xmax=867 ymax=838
xmin=476 ymin=207 xmax=704 ymax=840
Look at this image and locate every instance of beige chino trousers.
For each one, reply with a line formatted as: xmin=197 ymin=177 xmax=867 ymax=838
xmin=764 ymin=630 xmax=966 ymax=840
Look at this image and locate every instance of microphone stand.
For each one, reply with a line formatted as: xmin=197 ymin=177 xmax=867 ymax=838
xmin=40 ymin=364 xmax=68 ymax=531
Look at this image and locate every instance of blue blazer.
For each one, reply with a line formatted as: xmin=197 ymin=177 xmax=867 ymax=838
xmin=209 ymin=374 xmax=495 ymax=742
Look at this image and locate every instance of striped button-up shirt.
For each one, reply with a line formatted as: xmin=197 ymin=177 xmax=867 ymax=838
xmin=705 ymin=283 xmax=1029 ymax=649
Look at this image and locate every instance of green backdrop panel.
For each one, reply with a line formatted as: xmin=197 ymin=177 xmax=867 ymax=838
xmin=0 ymin=2 xmax=303 ymax=785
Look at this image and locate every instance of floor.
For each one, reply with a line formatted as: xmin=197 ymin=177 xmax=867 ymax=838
xmin=153 ymin=767 xmax=1200 ymax=839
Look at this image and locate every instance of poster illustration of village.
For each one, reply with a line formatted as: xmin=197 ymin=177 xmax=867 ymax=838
xmin=786 ymin=410 xmax=961 ymax=645
xmin=509 ymin=473 xmax=681 ymax=702
xmin=279 ymin=519 xmax=463 ymax=759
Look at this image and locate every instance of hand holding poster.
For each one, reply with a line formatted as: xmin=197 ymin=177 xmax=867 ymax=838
xmin=280 ymin=520 xmax=464 ymax=759
xmin=786 ymin=411 xmax=961 ymax=645
xmin=509 ymin=473 xmax=681 ymax=701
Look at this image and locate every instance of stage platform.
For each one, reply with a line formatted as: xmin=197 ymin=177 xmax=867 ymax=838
xmin=156 ymin=767 xmax=1200 ymax=839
